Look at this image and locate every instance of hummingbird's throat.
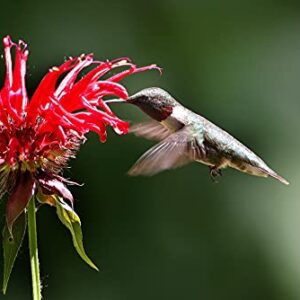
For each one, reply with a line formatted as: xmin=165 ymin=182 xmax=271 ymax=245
xmin=139 ymin=104 xmax=173 ymax=122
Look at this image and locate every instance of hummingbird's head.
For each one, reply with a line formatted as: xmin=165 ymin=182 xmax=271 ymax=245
xmin=126 ymin=87 xmax=176 ymax=121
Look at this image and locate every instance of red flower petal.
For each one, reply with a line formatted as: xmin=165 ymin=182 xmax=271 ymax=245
xmin=26 ymin=58 xmax=77 ymax=124
xmin=1 ymin=36 xmax=29 ymax=124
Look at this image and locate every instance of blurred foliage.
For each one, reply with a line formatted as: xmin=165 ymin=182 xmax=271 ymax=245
xmin=0 ymin=0 xmax=300 ymax=299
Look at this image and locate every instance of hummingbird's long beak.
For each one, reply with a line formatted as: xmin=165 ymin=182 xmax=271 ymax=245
xmin=104 ymin=98 xmax=127 ymax=104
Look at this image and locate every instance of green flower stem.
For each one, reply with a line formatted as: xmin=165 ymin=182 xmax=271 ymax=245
xmin=27 ymin=198 xmax=41 ymax=300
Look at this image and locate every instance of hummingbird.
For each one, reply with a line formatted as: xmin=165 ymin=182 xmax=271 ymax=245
xmin=106 ymin=87 xmax=289 ymax=184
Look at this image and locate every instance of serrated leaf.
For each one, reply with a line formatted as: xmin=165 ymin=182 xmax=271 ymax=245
xmin=55 ymin=199 xmax=98 ymax=271
xmin=2 ymin=213 xmax=26 ymax=294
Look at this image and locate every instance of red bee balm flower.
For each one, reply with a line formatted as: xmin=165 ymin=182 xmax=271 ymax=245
xmin=0 ymin=36 xmax=157 ymax=229
xmin=0 ymin=36 xmax=159 ymax=295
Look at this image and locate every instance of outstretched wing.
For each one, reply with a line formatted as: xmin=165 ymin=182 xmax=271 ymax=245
xmin=128 ymin=126 xmax=204 ymax=176
xmin=130 ymin=120 xmax=172 ymax=141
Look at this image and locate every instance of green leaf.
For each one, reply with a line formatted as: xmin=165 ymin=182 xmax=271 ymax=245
xmin=55 ymin=199 xmax=99 ymax=271
xmin=2 ymin=213 xmax=26 ymax=294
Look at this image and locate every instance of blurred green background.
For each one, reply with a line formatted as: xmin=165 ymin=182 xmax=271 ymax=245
xmin=0 ymin=0 xmax=299 ymax=299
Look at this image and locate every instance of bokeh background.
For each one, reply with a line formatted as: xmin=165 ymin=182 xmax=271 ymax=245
xmin=0 ymin=0 xmax=300 ymax=299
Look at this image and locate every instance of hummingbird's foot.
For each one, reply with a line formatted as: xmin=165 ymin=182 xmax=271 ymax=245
xmin=209 ymin=166 xmax=222 ymax=183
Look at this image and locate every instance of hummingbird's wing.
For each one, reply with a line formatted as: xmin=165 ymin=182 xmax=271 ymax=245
xmin=128 ymin=126 xmax=204 ymax=176
xmin=130 ymin=120 xmax=172 ymax=141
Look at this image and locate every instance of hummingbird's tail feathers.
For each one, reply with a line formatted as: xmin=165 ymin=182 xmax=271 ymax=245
xmin=130 ymin=121 xmax=171 ymax=141
xmin=256 ymin=166 xmax=289 ymax=185
xmin=229 ymin=159 xmax=289 ymax=185
xmin=270 ymin=173 xmax=289 ymax=185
